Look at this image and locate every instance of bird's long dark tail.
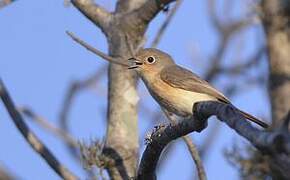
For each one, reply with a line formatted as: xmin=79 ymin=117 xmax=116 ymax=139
xmin=237 ymin=109 xmax=269 ymax=128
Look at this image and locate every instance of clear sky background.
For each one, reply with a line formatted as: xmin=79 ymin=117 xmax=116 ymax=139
xmin=0 ymin=0 xmax=271 ymax=179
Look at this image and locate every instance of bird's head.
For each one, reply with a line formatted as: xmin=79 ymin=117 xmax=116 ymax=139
xmin=128 ymin=48 xmax=175 ymax=78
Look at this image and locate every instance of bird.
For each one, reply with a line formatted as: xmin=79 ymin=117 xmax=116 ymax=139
xmin=128 ymin=48 xmax=268 ymax=128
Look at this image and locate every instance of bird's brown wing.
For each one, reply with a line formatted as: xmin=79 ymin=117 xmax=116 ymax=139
xmin=160 ymin=65 xmax=230 ymax=103
xmin=160 ymin=65 xmax=269 ymax=128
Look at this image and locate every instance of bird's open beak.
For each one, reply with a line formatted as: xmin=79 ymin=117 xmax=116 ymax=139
xmin=128 ymin=57 xmax=143 ymax=69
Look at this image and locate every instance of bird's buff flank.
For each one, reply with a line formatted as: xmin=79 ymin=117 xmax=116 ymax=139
xmin=128 ymin=48 xmax=269 ymax=128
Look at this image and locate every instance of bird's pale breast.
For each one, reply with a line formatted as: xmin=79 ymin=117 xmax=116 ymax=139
xmin=147 ymin=77 xmax=217 ymax=117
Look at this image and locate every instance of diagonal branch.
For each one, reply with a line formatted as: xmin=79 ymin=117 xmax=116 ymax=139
xmin=115 ymin=0 xmax=146 ymax=13
xmin=151 ymin=0 xmax=183 ymax=48
xmin=217 ymin=46 xmax=265 ymax=75
xmin=19 ymin=107 xmax=78 ymax=148
xmin=0 ymin=164 xmax=15 ymax=180
xmin=137 ymin=101 xmax=290 ymax=180
xmin=71 ymin=0 xmax=111 ymax=32
xmin=204 ymin=0 xmax=253 ymax=82
xmin=162 ymin=110 xmax=206 ymax=180
xmin=66 ymin=31 xmax=129 ymax=67
xmin=58 ymin=66 xmax=106 ymax=164
xmin=129 ymin=0 xmax=176 ymax=25
xmin=0 ymin=79 xmax=78 ymax=180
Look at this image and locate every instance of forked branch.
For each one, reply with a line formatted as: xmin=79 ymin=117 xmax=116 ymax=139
xmin=71 ymin=0 xmax=111 ymax=32
xmin=130 ymin=0 xmax=176 ymax=25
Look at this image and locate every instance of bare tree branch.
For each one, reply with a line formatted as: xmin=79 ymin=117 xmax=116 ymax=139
xmin=197 ymin=1 xmax=265 ymax=163
xmin=163 ymin=110 xmax=206 ymax=180
xmin=59 ymin=66 xmax=106 ymax=134
xmin=205 ymin=0 xmax=252 ymax=82
xmin=115 ymin=0 xmax=146 ymax=13
xmin=71 ymin=0 xmax=111 ymax=32
xmin=129 ymin=0 xmax=176 ymax=25
xmin=217 ymin=47 xmax=265 ymax=75
xmin=19 ymin=107 xmax=101 ymax=178
xmin=19 ymin=107 xmax=78 ymax=148
xmin=70 ymin=0 xmax=184 ymax=179
xmin=58 ymin=67 xmax=106 ymax=165
xmin=137 ymin=101 xmax=290 ymax=180
xmin=151 ymin=0 xmax=183 ymax=48
xmin=66 ymin=31 xmax=129 ymax=67
xmin=0 ymin=79 xmax=78 ymax=180
xmin=207 ymin=0 xmax=222 ymax=32
xmin=0 ymin=164 xmax=15 ymax=180
xmin=261 ymin=0 xmax=290 ymax=127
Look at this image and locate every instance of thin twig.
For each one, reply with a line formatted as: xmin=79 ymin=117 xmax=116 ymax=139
xmin=19 ymin=107 xmax=98 ymax=178
xmin=217 ymin=46 xmax=265 ymax=75
xmin=151 ymin=0 xmax=183 ymax=48
xmin=59 ymin=67 xmax=106 ymax=163
xmin=198 ymin=1 xmax=262 ymax=162
xmin=66 ymin=31 xmax=129 ymax=67
xmin=0 ymin=79 xmax=78 ymax=180
xmin=163 ymin=110 xmax=206 ymax=180
xmin=204 ymin=0 xmax=252 ymax=82
xmin=19 ymin=107 xmax=78 ymax=148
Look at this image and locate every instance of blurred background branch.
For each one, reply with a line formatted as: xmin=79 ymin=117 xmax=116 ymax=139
xmin=0 ymin=164 xmax=15 ymax=180
xmin=0 ymin=0 xmax=17 ymax=9
xmin=1 ymin=0 xmax=289 ymax=179
xmin=0 ymin=80 xmax=77 ymax=180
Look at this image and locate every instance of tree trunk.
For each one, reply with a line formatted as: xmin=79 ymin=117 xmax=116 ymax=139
xmin=261 ymin=1 xmax=290 ymax=179
xmin=71 ymin=0 xmax=176 ymax=179
xmin=261 ymin=0 xmax=290 ymax=128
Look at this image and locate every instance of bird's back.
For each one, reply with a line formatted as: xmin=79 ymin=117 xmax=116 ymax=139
xmin=160 ymin=65 xmax=230 ymax=103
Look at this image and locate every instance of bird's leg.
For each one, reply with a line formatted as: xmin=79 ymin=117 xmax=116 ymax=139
xmin=162 ymin=108 xmax=181 ymax=126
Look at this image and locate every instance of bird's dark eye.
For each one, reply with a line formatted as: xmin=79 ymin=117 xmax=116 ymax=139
xmin=147 ymin=56 xmax=156 ymax=64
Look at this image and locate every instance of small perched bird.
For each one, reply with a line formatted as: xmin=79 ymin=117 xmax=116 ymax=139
xmin=128 ymin=48 xmax=268 ymax=128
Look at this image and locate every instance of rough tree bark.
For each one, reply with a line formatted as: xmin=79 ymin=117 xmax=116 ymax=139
xmin=138 ymin=101 xmax=290 ymax=180
xmin=260 ymin=1 xmax=290 ymax=179
xmin=261 ymin=0 xmax=290 ymax=127
xmin=71 ymin=0 xmax=176 ymax=179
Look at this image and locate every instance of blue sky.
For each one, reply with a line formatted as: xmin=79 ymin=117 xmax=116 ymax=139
xmin=0 ymin=0 xmax=270 ymax=179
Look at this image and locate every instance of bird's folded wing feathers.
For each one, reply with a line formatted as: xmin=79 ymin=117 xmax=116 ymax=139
xmin=160 ymin=65 xmax=230 ymax=103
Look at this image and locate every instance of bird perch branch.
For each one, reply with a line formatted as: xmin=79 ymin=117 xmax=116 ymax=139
xmin=162 ymin=110 xmax=206 ymax=180
xmin=151 ymin=0 xmax=183 ymax=48
xmin=137 ymin=101 xmax=290 ymax=180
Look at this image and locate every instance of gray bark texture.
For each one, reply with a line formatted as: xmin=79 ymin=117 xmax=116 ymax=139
xmin=261 ymin=0 xmax=290 ymax=127
xmin=137 ymin=101 xmax=290 ymax=180
xmin=260 ymin=1 xmax=290 ymax=179
xmin=71 ymin=0 xmax=176 ymax=179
